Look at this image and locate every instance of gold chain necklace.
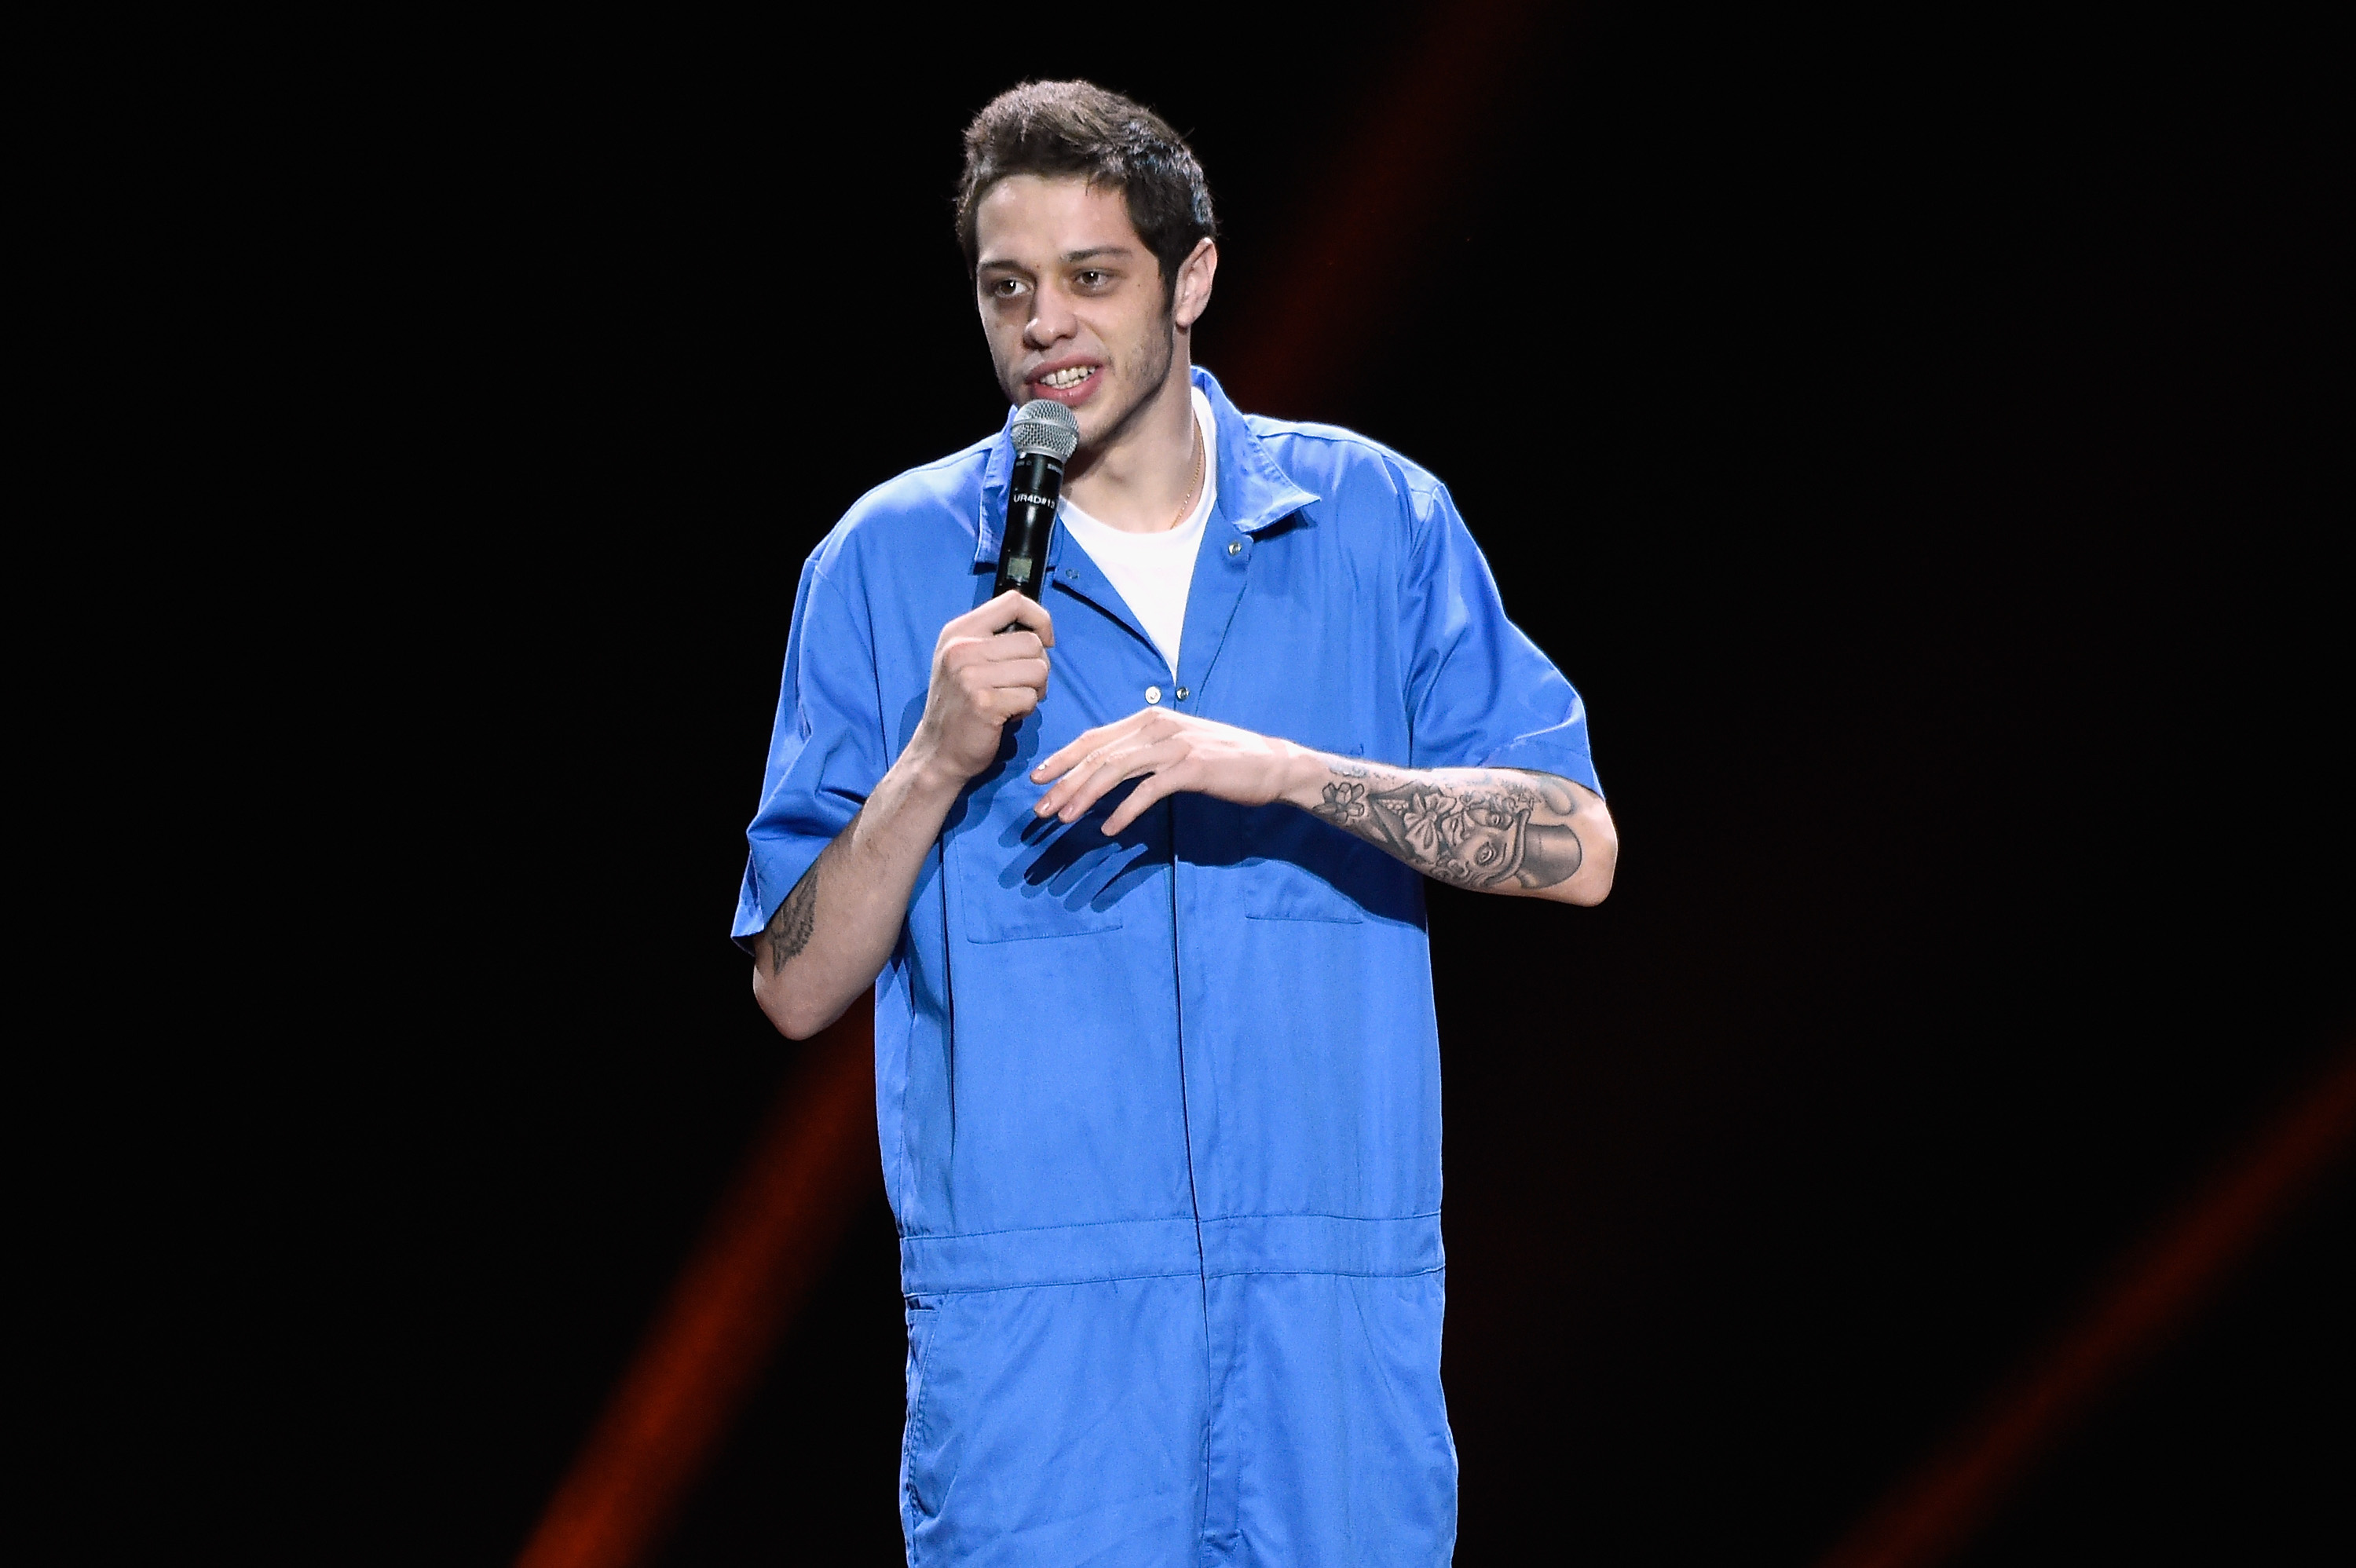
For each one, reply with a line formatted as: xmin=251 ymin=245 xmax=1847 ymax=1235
xmin=1166 ymin=419 xmax=1204 ymax=532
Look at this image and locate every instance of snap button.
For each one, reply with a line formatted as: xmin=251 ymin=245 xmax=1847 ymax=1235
xmin=1175 ymin=686 xmax=1190 ymax=701
xmin=1145 ymin=685 xmax=1162 ymax=704
xmin=1227 ymin=539 xmax=1243 ymax=556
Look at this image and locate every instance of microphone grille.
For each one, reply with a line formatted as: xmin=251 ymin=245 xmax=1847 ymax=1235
xmin=1011 ymin=400 xmax=1081 ymax=462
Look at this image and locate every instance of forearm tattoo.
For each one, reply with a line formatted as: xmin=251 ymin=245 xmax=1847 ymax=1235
xmin=1312 ymin=762 xmax=1586 ymax=891
xmin=762 ymin=816 xmax=857 ymax=974
xmin=763 ymin=868 xmax=819 ymax=974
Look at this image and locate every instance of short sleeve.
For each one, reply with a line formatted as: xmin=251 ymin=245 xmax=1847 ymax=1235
xmin=731 ymin=559 xmax=887 ymax=949
xmin=1399 ymin=482 xmax=1602 ymax=795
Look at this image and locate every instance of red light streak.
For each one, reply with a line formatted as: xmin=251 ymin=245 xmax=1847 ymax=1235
xmin=1816 ymin=1035 xmax=2356 ymax=1568
xmin=514 ymin=1009 xmax=876 ymax=1568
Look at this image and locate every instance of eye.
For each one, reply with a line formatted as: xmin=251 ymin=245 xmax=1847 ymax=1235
xmin=988 ymin=276 xmax=1029 ymax=299
xmin=1075 ymin=269 xmax=1110 ymax=289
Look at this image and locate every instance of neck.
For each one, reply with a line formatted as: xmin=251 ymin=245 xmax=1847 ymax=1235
xmin=1063 ymin=356 xmax=1198 ymax=535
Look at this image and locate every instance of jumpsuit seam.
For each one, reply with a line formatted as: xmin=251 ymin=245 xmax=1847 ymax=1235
xmin=902 ymin=1264 xmax=1444 ymax=1298
xmin=938 ymin=847 xmax=954 ymax=1159
xmin=902 ymin=1269 xmax=1209 ymax=1298
xmin=902 ymin=1309 xmax=942 ymax=1561
xmin=1166 ymin=804 xmax=1216 ymax=1563
xmin=901 ymin=1208 xmax=1439 ymax=1244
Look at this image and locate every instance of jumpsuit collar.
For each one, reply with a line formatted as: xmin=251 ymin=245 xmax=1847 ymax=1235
xmin=972 ymin=365 xmax=1320 ymax=572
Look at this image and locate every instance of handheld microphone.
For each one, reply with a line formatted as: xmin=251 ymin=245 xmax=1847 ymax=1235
xmin=993 ymin=400 xmax=1081 ymax=605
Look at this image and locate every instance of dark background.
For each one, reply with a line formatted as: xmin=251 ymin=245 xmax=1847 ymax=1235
xmin=99 ymin=5 xmax=2347 ymax=1564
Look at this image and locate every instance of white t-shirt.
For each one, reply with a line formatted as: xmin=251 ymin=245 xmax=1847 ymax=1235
xmin=1055 ymin=388 xmax=1218 ymax=678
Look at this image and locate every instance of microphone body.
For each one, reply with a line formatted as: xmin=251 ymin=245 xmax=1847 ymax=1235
xmin=993 ymin=449 xmax=1063 ymax=601
xmin=993 ymin=400 xmax=1082 ymax=604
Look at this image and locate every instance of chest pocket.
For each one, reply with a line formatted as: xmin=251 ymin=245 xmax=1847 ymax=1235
xmin=954 ymin=790 xmax=1154 ymax=944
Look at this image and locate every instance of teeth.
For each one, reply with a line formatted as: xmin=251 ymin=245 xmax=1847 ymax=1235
xmin=1041 ymin=366 xmax=1094 ymax=389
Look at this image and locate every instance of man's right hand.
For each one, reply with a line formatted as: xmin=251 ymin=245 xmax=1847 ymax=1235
xmin=910 ymin=590 xmax=1057 ymax=783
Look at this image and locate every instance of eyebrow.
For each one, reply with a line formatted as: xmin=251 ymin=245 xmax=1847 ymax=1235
xmin=976 ymin=244 xmax=1139 ymax=272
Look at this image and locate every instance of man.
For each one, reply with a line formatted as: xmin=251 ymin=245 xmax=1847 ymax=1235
xmin=736 ymin=80 xmax=1615 ymax=1566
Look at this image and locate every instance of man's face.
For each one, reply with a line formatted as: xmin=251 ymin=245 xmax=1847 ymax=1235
xmin=973 ymin=175 xmax=1191 ymax=448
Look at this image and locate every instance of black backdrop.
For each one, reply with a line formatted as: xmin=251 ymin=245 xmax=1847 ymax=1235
xmin=164 ymin=7 xmax=2348 ymax=1565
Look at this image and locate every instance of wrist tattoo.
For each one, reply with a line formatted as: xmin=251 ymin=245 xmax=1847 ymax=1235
xmin=1313 ymin=762 xmax=1584 ymax=891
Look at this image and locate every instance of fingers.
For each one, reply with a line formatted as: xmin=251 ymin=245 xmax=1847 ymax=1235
xmin=1033 ymin=709 xmax=1165 ymax=784
xmin=1038 ymin=736 xmax=1187 ymax=824
xmin=964 ymin=628 xmax=1046 ymax=663
xmin=942 ymin=630 xmax=1050 ymax=696
xmin=1031 ymin=728 xmax=1104 ymax=785
xmin=946 ymin=590 xmax=1055 ymax=647
xmin=962 ymin=674 xmax=1044 ymax=725
xmin=950 ymin=655 xmax=1052 ymax=704
xmin=1099 ymin=767 xmax=1182 ymax=835
xmin=993 ymin=685 xmax=1044 ymax=722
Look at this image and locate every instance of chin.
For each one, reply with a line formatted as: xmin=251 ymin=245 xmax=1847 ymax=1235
xmin=1079 ymin=378 xmax=1155 ymax=448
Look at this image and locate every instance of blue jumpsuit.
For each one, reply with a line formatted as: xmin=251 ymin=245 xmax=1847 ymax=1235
xmin=735 ymin=369 xmax=1600 ymax=1566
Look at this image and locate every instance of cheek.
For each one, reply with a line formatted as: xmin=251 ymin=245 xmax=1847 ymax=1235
xmin=1100 ymin=295 xmax=1163 ymax=364
xmin=980 ymin=319 xmax=1028 ymax=381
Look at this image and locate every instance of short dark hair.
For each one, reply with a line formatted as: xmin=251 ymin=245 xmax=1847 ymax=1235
xmin=955 ymin=81 xmax=1216 ymax=303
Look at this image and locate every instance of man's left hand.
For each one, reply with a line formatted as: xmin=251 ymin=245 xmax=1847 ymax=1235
xmin=1031 ymin=709 xmax=1312 ymax=835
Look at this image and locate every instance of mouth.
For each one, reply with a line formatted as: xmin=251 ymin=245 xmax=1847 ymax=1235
xmin=1025 ymin=360 xmax=1103 ymax=404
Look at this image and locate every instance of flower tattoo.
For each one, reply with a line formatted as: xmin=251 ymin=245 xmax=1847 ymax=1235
xmin=1310 ymin=763 xmax=1583 ymax=891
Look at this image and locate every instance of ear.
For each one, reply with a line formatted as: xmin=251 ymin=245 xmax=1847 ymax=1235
xmin=1172 ymin=238 xmax=1218 ymax=330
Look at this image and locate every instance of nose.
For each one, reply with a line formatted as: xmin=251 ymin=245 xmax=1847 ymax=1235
xmin=1025 ymin=279 xmax=1078 ymax=352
